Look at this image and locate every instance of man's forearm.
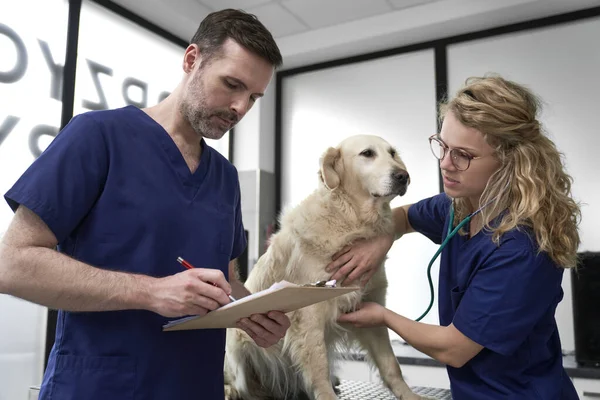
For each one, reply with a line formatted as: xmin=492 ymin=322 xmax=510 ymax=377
xmin=0 ymin=243 xmax=154 ymax=312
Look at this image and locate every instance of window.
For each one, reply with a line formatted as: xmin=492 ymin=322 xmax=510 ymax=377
xmin=0 ymin=1 xmax=69 ymax=397
xmin=73 ymin=2 xmax=230 ymax=158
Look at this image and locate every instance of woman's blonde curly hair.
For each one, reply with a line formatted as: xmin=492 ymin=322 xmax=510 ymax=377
xmin=440 ymin=75 xmax=581 ymax=268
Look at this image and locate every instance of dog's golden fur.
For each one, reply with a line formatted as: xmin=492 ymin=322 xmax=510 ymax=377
xmin=225 ymin=135 xmax=422 ymax=400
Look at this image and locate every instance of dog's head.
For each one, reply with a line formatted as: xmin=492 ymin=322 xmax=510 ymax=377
xmin=319 ymin=135 xmax=410 ymax=200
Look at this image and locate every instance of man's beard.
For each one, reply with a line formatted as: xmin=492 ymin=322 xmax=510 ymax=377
xmin=179 ymin=79 xmax=238 ymax=140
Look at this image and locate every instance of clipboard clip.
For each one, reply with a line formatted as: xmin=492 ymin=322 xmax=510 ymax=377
xmin=303 ymin=279 xmax=337 ymax=288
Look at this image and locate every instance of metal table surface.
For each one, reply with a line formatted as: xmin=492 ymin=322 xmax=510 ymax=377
xmin=31 ymin=380 xmax=452 ymax=400
xmin=337 ymin=380 xmax=452 ymax=399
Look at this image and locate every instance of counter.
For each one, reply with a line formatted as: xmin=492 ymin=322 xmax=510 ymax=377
xmin=368 ymin=342 xmax=600 ymax=380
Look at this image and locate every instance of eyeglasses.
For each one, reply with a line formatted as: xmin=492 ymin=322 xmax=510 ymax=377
xmin=428 ymin=134 xmax=483 ymax=171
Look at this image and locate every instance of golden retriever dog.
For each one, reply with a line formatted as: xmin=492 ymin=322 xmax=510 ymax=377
xmin=225 ymin=135 xmax=422 ymax=400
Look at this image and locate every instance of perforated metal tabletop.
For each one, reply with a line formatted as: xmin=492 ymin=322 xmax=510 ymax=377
xmin=336 ymin=379 xmax=452 ymax=399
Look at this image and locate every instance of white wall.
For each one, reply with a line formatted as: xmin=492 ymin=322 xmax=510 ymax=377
xmin=447 ymin=16 xmax=600 ymax=352
xmin=232 ymin=104 xmax=260 ymax=171
xmin=232 ymin=82 xmax=278 ymax=266
xmin=232 ymin=81 xmax=277 ymax=173
xmin=280 ymin=50 xmax=442 ymax=340
xmin=258 ymin=83 xmax=277 ymax=174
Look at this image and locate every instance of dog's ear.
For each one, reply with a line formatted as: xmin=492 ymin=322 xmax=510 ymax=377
xmin=319 ymin=147 xmax=341 ymax=190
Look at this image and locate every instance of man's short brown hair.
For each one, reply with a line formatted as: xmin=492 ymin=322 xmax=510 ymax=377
xmin=190 ymin=8 xmax=282 ymax=68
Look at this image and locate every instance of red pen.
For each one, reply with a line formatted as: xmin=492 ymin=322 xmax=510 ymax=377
xmin=177 ymin=256 xmax=194 ymax=270
xmin=176 ymin=257 xmax=236 ymax=302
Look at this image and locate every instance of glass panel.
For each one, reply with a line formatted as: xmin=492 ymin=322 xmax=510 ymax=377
xmin=0 ymin=0 xmax=69 ymax=397
xmin=73 ymin=1 xmax=230 ymax=159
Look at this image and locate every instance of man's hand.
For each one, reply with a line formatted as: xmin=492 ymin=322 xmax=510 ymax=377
xmin=326 ymin=234 xmax=394 ymax=286
xmin=236 ymin=311 xmax=291 ymax=348
xmin=150 ymin=268 xmax=232 ymax=318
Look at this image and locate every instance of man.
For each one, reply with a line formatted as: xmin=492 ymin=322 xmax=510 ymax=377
xmin=0 ymin=9 xmax=290 ymax=400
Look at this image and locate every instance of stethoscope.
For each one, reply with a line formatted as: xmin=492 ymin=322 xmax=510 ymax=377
xmin=414 ymin=192 xmax=506 ymax=322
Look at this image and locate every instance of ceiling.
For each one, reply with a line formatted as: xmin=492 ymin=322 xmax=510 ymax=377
xmin=111 ymin=0 xmax=600 ymax=69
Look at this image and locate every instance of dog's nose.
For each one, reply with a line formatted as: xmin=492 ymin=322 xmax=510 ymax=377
xmin=393 ymin=170 xmax=410 ymax=185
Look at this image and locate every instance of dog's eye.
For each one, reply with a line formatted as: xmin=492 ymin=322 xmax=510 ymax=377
xmin=360 ymin=149 xmax=375 ymax=158
xmin=389 ymin=149 xmax=397 ymax=158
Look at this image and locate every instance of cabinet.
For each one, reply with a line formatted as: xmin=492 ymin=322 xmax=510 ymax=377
xmin=572 ymin=378 xmax=600 ymax=399
xmin=29 ymin=386 xmax=40 ymax=400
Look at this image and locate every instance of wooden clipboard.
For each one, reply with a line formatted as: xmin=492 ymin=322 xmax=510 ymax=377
xmin=163 ymin=281 xmax=359 ymax=331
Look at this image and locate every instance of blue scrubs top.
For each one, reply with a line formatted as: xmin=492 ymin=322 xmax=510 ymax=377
xmin=408 ymin=193 xmax=578 ymax=399
xmin=5 ymin=106 xmax=247 ymax=400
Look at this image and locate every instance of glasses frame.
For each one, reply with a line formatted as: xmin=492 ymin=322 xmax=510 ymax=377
xmin=428 ymin=134 xmax=483 ymax=171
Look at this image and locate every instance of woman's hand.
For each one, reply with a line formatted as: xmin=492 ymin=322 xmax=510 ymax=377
xmin=338 ymin=302 xmax=387 ymax=327
xmin=326 ymin=234 xmax=394 ymax=286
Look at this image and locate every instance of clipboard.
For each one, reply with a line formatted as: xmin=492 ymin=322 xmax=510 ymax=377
xmin=162 ymin=280 xmax=359 ymax=331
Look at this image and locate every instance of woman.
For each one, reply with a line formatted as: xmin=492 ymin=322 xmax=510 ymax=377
xmin=329 ymin=76 xmax=581 ymax=399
